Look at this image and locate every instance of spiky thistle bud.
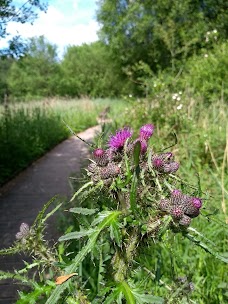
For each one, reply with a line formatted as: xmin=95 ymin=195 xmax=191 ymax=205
xmin=87 ymin=162 xmax=98 ymax=173
xmin=179 ymin=215 xmax=192 ymax=227
xmin=16 ymin=223 xmax=30 ymax=244
xmin=158 ymin=199 xmax=172 ymax=212
xmin=100 ymin=163 xmax=120 ymax=179
xmin=152 ymin=157 xmax=164 ymax=170
xmin=92 ymin=148 xmax=109 ymax=166
xmin=191 ymin=197 xmax=202 ymax=209
xmin=140 ymin=124 xmax=154 ymax=140
xmin=171 ymin=207 xmax=184 ymax=219
xmin=163 ymin=162 xmax=179 ymax=173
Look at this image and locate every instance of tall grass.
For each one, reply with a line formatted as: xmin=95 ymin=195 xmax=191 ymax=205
xmin=0 ymin=98 xmax=127 ymax=186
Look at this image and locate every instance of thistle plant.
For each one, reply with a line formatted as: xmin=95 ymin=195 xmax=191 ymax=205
xmin=0 ymin=124 xmax=227 ymax=303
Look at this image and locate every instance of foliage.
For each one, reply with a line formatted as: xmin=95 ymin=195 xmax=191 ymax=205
xmin=180 ymin=40 xmax=228 ymax=104
xmin=0 ymin=56 xmax=14 ymax=100
xmin=7 ymin=36 xmax=60 ymax=99
xmin=0 ymin=0 xmax=47 ymax=56
xmin=97 ymin=0 xmax=228 ymax=75
xmin=59 ymin=41 xmax=124 ymax=98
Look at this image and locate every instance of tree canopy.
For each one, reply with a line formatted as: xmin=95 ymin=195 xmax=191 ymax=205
xmin=0 ymin=0 xmax=47 ymax=56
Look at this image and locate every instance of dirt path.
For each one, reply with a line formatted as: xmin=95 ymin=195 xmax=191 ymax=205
xmin=0 ymin=125 xmax=101 ymax=303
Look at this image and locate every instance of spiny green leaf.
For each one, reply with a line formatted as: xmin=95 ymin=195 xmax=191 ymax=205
xmin=91 ymin=211 xmax=118 ymax=226
xmin=70 ymin=181 xmax=94 ymax=202
xmin=46 ymin=210 xmax=121 ymax=304
xmin=32 ymin=196 xmax=58 ymax=228
xmin=0 ymin=245 xmax=21 ymax=255
xmin=0 ymin=270 xmax=34 ymax=286
xmin=103 ymin=287 xmax=122 ymax=304
xmin=17 ymin=284 xmax=53 ymax=304
xmin=119 ymin=281 xmax=136 ymax=304
xmin=42 ymin=202 xmax=62 ymax=224
xmin=185 ymin=232 xmax=228 ymax=263
xmin=58 ymin=228 xmax=96 ymax=241
xmin=69 ymin=207 xmax=98 ymax=215
xmin=110 ymin=221 xmax=122 ymax=247
xmin=132 ymin=292 xmax=164 ymax=304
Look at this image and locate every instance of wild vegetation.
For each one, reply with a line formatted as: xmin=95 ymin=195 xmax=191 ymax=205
xmin=0 ymin=0 xmax=227 ymax=303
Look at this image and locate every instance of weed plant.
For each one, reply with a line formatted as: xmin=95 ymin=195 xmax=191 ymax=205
xmin=0 ymin=112 xmax=227 ymax=303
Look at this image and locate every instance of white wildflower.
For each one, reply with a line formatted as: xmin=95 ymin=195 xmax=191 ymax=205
xmin=204 ymin=54 xmax=208 ymax=58
xmin=176 ymin=104 xmax=183 ymax=110
xmin=213 ymin=29 xmax=217 ymax=34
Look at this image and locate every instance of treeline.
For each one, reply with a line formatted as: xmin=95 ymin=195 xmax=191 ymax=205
xmin=0 ymin=0 xmax=228 ymax=102
xmin=0 ymin=37 xmax=125 ymax=101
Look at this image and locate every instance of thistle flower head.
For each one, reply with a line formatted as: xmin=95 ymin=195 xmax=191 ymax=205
xmin=179 ymin=215 xmax=192 ymax=227
xmin=163 ymin=162 xmax=179 ymax=173
xmin=16 ymin=222 xmax=30 ymax=243
xmin=140 ymin=140 xmax=147 ymax=154
xmin=153 ymin=158 xmax=164 ymax=168
xmin=172 ymin=189 xmax=182 ymax=196
xmin=93 ymin=148 xmax=108 ymax=166
xmin=171 ymin=207 xmax=184 ymax=219
xmin=191 ymin=197 xmax=202 ymax=209
xmin=108 ymin=127 xmax=133 ymax=150
xmin=93 ymin=148 xmax=105 ymax=158
xmin=140 ymin=124 xmax=154 ymax=140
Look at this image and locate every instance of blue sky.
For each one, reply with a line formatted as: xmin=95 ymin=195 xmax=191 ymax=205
xmin=0 ymin=0 xmax=99 ymax=56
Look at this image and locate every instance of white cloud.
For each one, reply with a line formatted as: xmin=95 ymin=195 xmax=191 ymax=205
xmin=0 ymin=1 xmax=99 ymax=57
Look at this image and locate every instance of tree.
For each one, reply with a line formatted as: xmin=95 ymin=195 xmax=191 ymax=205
xmin=8 ymin=36 xmax=60 ymax=98
xmin=60 ymin=42 xmax=125 ymax=98
xmin=0 ymin=0 xmax=47 ymax=56
xmin=97 ymin=0 xmax=228 ymax=74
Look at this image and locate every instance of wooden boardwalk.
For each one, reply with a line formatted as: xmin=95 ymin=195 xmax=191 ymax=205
xmin=0 ymin=126 xmax=100 ymax=303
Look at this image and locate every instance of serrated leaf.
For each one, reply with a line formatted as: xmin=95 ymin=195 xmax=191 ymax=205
xmin=58 ymin=228 xmax=96 ymax=241
xmin=119 ymin=281 xmax=136 ymax=304
xmin=46 ymin=210 xmax=121 ymax=304
xmin=69 ymin=207 xmax=97 ymax=215
xmin=32 ymin=196 xmax=58 ymax=228
xmin=110 ymin=221 xmax=122 ymax=246
xmin=91 ymin=211 xmax=116 ymax=226
xmin=103 ymin=287 xmax=121 ymax=304
xmin=132 ymin=292 xmax=164 ymax=304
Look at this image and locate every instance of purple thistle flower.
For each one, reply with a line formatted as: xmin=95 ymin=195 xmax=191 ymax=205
xmin=140 ymin=140 xmax=147 ymax=154
xmin=108 ymin=127 xmax=133 ymax=150
xmin=191 ymin=197 xmax=202 ymax=209
xmin=153 ymin=158 xmax=164 ymax=169
xmin=93 ymin=148 xmax=105 ymax=158
xmin=93 ymin=148 xmax=109 ymax=166
xmin=140 ymin=124 xmax=154 ymax=140
xmin=172 ymin=189 xmax=182 ymax=196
